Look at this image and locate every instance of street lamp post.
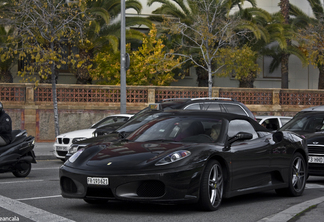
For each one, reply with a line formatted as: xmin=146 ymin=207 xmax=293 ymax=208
xmin=120 ymin=0 xmax=126 ymax=114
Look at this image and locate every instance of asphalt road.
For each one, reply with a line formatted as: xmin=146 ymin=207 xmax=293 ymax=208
xmin=0 ymin=158 xmax=323 ymax=222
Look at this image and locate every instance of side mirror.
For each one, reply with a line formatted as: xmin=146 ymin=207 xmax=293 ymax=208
xmin=273 ymin=131 xmax=283 ymax=143
xmin=224 ymin=132 xmax=253 ymax=151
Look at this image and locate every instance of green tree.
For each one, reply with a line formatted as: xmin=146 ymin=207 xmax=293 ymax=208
xmin=0 ymin=0 xmax=92 ymax=137
xmin=90 ymin=24 xmax=181 ymax=85
xmin=234 ymin=7 xmax=300 ymax=88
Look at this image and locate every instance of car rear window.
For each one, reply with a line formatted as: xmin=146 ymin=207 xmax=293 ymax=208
xmin=222 ymin=104 xmax=247 ymax=116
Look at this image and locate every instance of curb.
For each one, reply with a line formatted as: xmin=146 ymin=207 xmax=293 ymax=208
xmin=257 ymin=196 xmax=324 ymax=222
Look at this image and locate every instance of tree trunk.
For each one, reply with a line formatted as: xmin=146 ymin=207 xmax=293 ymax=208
xmin=318 ymin=64 xmax=324 ymax=89
xmin=50 ymin=42 xmax=60 ymax=137
xmin=75 ymin=49 xmax=92 ymax=84
xmin=196 ymin=67 xmax=208 ymax=87
xmin=281 ymin=53 xmax=289 ymax=88
xmin=279 ymin=0 xmax=290 ymax=89
xmin=239 ymin=71 xmax=256 ymax=88
xmin=208 ymin=63 xmax=212 ymax=97
xmin=0 ymin=70 xmax=13 ymax=83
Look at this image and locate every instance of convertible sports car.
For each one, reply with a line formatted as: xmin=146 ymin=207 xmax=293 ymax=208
xmin=60 ymin=110 xmax=308 ymax=211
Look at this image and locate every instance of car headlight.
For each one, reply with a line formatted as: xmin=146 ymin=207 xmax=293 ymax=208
xmin=155 ymin=150 xmax=191 ymax=166
xmin=72 ymin=137 xmax=86 ymax=143
xmin=68 ymin=145 xmax=79 ymax=154
xmin=68 ymin=148 xmax=85 ymax=163
xmin=68 ymin=144 xmax=87 ymax=154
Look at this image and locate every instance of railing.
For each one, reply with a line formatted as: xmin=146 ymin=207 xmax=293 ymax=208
xmin=1 ymin=83 xmax=324 ymax=106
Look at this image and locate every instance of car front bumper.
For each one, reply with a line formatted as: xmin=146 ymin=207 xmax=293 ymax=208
xmin=59 ymin=164 xmax=203 ymax=203
xmin=54 ymin=143 xmax=70 ymax=160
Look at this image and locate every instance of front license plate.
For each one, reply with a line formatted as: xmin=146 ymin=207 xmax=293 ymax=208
xmin=87 ymin=177 xmax=109 ymax=185
xmin=56 ymin=146 xmax=67 ymax=151
xmin=308 ymin=156 xmax=324 ymax=164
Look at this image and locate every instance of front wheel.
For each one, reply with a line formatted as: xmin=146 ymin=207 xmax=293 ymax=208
xmin=275 ymin=153 xmax=306 ymax=196
xmin=12 ymin=161 xmax=31 ymax=177
xmin=198 ymin=160 xmax=224 ymax=211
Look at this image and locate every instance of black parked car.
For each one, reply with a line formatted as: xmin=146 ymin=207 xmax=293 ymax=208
xmin=280 ymin=109 xmax=324 ymax=176
xmin=60 ymin=110 xmax=307 ymax=211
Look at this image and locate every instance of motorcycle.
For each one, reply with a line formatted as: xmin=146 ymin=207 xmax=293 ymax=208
xmin=0 ymin=129 xmax=36 ymax=177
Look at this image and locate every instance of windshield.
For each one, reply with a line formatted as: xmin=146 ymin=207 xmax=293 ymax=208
xmin=280 ymin=115 xmax=324 ymax=133
xmin=127 ymin=116 xmax=224 ymax=143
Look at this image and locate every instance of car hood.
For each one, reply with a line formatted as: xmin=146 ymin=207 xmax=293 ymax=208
xmin=57 ymin=129 xmax=96 ymax=138
xmin=81 ymin=141 xmax=216 ymax=171
xmin=290 ymin=130 xmax=324 ymax=140
xmin=303 ymin=132 xmax=324 ymax=144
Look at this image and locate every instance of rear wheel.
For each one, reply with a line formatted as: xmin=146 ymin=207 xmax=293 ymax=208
xmin=198 ymin=160 xmax=224 ymax=211
xmin=12 ymin=161 xmax=31 ymax=177
xmin=275 ymin=153 xmax=306 ymax=196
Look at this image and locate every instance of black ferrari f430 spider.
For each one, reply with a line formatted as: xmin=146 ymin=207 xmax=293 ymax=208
xmin=60 ymin=110 xmax=308 ymax=211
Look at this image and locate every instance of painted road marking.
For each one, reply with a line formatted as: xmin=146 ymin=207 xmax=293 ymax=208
xmin=16 ymin=195 xmax=62 ymax=201
xmin=306 ymin=184 xmax=324 ymax=189
xmin=0 ymin=180 xmax=43 ymax=184
xmin=0 ymin=194 xmax=75 ymax=222
xmin=32 ymin=167 xmax=60 ymax=170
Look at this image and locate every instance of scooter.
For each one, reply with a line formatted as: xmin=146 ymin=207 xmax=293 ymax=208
xmin=0 ymin=129 xmax=36 ymax=177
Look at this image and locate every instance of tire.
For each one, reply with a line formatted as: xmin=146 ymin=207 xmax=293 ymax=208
xmin=275 ymin=153 xmax=306 ymax=197
xmin=84 ymin=198 xmax=108 ymax=204
xmin=12 ymin=161 xmax=31 ymax=178
xmin=198 ymin=159 xmax=224 ymax=211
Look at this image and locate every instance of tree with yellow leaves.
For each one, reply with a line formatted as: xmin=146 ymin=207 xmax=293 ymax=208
xmin=90 ymin=24 xmax=182 ymax=86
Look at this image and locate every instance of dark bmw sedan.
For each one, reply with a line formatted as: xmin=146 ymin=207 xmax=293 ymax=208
xmin=280 ymin=111 xmax=324 ymax=176
xmin=60 ymin=110 xmax=308 ymax=211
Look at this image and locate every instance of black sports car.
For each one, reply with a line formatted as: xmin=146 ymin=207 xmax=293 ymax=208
xmin=60 ymin=110 xmax=308 ymax=211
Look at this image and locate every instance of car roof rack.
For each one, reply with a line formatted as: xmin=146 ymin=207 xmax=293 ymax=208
xmin=162 ymin=97 xmax=236 ymax=102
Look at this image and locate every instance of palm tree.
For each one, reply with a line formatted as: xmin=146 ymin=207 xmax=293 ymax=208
xmin=256 ymin=2 xmax=307 ymax=89
xmin=73 ymin=0 xmax=152 ymax=84
xmin=290 ymin=0 xmax=324 ymax=89
xmin=233 ymin=8 xmax=288 ymax=87
xmin=279 ymin=0 xmax=290 ymax=89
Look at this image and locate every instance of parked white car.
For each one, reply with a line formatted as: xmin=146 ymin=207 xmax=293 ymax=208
xmin=256 ymin=116 xmax=292 ymax=131
xmin=53 ymin=114 xmax=133 ymax=161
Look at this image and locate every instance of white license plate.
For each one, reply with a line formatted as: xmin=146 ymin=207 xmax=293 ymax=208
xmin=56 ymin=146 xmax=67 ymax=151
xmin=308 ymin=156 xmax=324 ymax=164
xmin=87 ymin=177 xmax=109 ymax=185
